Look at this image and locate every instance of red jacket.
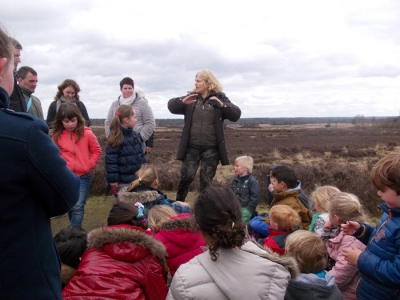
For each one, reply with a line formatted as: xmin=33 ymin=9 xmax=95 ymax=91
xmin=154 ymin=214 xmax=206 ymax=277
xmin=54 ymin=127 xmax=101 ymax=177
xmin=62 ymin=225 xmax=168 ymax=300
xmin=262 ymin=228 xmax=295 ymax=256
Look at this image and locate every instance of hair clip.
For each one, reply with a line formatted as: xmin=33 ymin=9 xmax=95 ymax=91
xmin=135 ymin=202 xmax=144 ymax=219
xmin=232 ymin=222 xmax=235 ymax=228
xmin=115 ymin=112 xmax=120 ymax=117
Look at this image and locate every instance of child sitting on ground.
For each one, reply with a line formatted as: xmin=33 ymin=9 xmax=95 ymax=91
xmin=309 ymin=185 xmax=341 ymax=237
xmin=284 ymin=230 xmax=342 ymax=300
xmin=54 ymin=226 xmax=87 ymax=289
xmin=269 ymin=164 xmax=313 ymax=229
xmin=324 ymin=192 xmax=366 ymax=300
xmin=342 ymin=152 xmax=400 ymax=300
xmin=118 ymin=164 xmax=191 ymax=217
xmin=230 ymin=156 xmax=261 ymax=222
xmin=62 ymin=202 xmax=168 ymax=300
xmin=261 ymin=205 xmax=301 ymax=255
xmin=148 ymin=205 xmax=206 ymax=277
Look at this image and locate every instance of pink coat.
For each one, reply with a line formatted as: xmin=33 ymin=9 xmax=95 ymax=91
xmin=153 ymin=214 xmax=206 ymax=277
xmin=327 ymin=231 xmax=366 ymax=300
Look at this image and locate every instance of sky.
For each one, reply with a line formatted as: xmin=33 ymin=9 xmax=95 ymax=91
xmin=1 ymin=0 xmax=400 ymax=119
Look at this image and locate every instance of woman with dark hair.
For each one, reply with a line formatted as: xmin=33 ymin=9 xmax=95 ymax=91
xmin=46 ymin=79 xmax=90 ymax=127
xmin=167 ymin=187 xmax=299 ymax=300
xmin=62 ymin=202 xmax=168 ymax=300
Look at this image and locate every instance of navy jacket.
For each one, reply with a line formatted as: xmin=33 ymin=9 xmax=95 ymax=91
xmin=354 ymin=203 xmax=400 ymax=300
xmin=231 ymin=173 xmax=261 ymax=212
xmin=0 ymin=87 xmax=80 ymax=299
xmin=105 ymin=127 xmax=146 ymax=183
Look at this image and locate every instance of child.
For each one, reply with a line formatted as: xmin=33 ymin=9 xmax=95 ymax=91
xmin=148 ymin=205 xmax=206 ymax=277
xmin=118 ymin=164 xmax=191 ymax=216
xmin=324 ymin=192 xmax=366 ymax=300
xmin=105 ymin=104 xmax=146 ymax=195
xmin=51 ymin=103 xmax=101 ymax=229
xmin=261 ymin=205 xmax=301 ymax=255
xmin=309 ymin=185 xmax=341 ymax=237
xmin=342 ymin=152 xmax=400 ymax=300
xmin=269 ymin=164 xmax=313 ymax=229
xmin=285 ymin=230 xmax=342 ymax=300
xmin=62 ymin=202 xmax=168 ymax=300
xmin=54 ymin=227 xmax=87 ymax=288
xmin=230 ymin=156 xmax=261 ymax=222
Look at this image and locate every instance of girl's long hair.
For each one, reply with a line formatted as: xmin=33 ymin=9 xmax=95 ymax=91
xmin=127 ymin=164 xmax=158 ymax=191
xmin=50 ymin=103 xmax=85 ymax=146
xmin=108 ymin=105 xmax=134 ymax=148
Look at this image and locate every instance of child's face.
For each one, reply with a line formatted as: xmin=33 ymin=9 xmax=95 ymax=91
xmin=234 ymin=161 xmax=248 ymax=177
xmin=377 ymin=187 xmax=400 ymax=209
xmin=123 ymin=112 xmax=137 ymax=129
xmin=270 ymin=176 xmax=285 ymax=193
xmin=62 ymin=117 xmax=78 ymax=132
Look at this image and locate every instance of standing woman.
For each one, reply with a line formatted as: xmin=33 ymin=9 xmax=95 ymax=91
xmin=168 ymin=70 xmax=241 ymax=202
xmin=46 ymin=79 xmax=90 ymax=127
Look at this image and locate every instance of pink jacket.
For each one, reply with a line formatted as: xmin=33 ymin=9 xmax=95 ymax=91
xmin=327 ymin=231 xmax=366 ymax=300
xmin=54 ymin=128 xmax=101 ymax=177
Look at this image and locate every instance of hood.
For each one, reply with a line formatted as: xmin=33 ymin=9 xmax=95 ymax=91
xmin=118 ymin=187 xmax=160 ymax=204
xmin=87 ymin=225 xmax=167 ymax=270
xmin=0 ymin=87 xmax=10 ymax=108
xmin=287 ymin=180 xmax=302 ymax=192
xmin=296 ymin=271 xmax=336 ymax=286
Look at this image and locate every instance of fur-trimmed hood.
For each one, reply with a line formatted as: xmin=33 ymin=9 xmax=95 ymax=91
xmin=241 ymin=240 xmax=299 ymax=279
xmin=88 ymin=225 xmax=168 ymax=271
xmin=157 ymin=213 xmax=197 ymax=232
xmin=118 ymin=187 xmax=160 ymax=204
xmin=61 ymin=263 xmax=76 ymax=288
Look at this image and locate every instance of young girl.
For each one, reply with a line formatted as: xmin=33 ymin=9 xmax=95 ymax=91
xmin=261 ymin=205 xmax=301 ymax=255
xmin=51 ymin=103 xmax=101 ymax=229
xmin=62 ymin=202 xmax=168 ymax=300
xmin=118 ymin=164 xmax=191 ymax=216
xmin=148 ymin=205 xmax=206 ymax=277
xmin=105 ymin=104 xmax=146 ymax=195
xmin=323 ymin=192 xmax=367 ymax=300
xmin=309 ymin=185 xmax=341 ymax=237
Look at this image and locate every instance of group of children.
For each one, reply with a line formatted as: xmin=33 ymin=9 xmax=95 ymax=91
xmin=51 ymin=103 xmax=400 ymax=299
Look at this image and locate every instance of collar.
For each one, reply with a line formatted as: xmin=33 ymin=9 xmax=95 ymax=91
xmin=0 ymin=87 xmax=10 ymax=108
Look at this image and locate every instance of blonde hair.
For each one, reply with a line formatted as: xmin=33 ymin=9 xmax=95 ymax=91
xmin=311 ymin=185 xmax=340 ymax=212
xmin=127 ymin=164 xmax=158 ymax=191
xmin=235 ymin=156 xmax=254 ymax=173
xmin=148 ymin=205 xmax=177 ymax=230
xmin=328 ymin=192 xmax=366 ymax=223
xmin=285 ymin=230 xmax=328 ymax=273
xmin=191 ymin=69 xmax=222 ymax=95
xmin=269 ymin=205 xmax=301 ymax=231
xmin=108 ymin=105 xmax=135 ymax=148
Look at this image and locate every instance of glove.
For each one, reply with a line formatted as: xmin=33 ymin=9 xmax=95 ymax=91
xmin=208 ymin=99 xmax=221 ymax=108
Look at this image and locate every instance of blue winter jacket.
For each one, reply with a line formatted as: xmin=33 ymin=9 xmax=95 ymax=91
xmin=105 ymin=126 xmax=146 ymax=183
xmin=355 ymin=203 xmax=400 ymax=300
xmin=230 ymin=173 xmax=261 ymax=212
xmin=0 ymin=87 xmax=80 ymax=299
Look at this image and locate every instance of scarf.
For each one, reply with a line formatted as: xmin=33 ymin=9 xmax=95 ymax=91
xmin=119 ymin=93 xmax=136 ymax=106
xmin=60 ymin=95 xmax=77 ymax=104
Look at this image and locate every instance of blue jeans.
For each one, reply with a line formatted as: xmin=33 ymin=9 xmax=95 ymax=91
xmin=68 ymin=173 xmax=91 ymax=229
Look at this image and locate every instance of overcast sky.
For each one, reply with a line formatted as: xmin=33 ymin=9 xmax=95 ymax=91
xmin=2 ymin=0 xmax=400 ymax=119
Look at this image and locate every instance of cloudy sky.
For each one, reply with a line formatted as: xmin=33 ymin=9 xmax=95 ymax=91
xmin=2 ymin=0 xmax=400 ymax=119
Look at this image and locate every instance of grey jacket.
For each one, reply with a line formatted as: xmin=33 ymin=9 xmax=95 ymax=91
xmin=167 ymin=241 xmax=298 ymax=300
xmin=104 ymin=89 xmax=155 ymax=141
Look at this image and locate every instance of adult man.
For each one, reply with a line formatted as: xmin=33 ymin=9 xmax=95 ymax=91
xmin=9 ymin=38 xmax=26 ymax=112
xmin=17 ymin=66 xmax=44 ymax=119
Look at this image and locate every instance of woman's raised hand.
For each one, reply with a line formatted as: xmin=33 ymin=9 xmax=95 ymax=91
xmin=182 ymin=94 xmax=198 ymax=105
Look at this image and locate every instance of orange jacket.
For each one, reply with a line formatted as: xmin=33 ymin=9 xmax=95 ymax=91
xmin=54 ymin=128 xmax=101 ymax=177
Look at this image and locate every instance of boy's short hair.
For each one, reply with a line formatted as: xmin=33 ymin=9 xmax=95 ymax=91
xmin=270 ymin=165 xmax=297 ymax=188
xmin=235 ymin=156 xmax=254 ymax=173
xmin=371 ymin=152 xmax=400 ymax=195
xmin=269 ymin=205 xmax=301 ymax=231
xmin=285 ymin=230 xmax=328 ymax=273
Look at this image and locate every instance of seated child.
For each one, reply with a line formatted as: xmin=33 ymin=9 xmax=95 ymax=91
xmin=230 ymin=156 xmax=261 ymax=222
xmin=342 ymin=152 xmax=400 ymax=300
xmin=269 ymin=164 xmax=313 ymax=229
xmin=62 ymin=202 xmax=168 ymax=300
xmin=285 ymin=230 xmax=342 ymax=300
xmin=54 ymin=226 xmax=87 ymax=289
xmin=309 ymin=185 xmax=341 ymax=237
xmin=148 ymin=205 xmax=206 ymax=277
xmin=118 ymin=164 xmax=191 ymax=217
xmin=261 ymin=205 xmax=301 ymax=255
xmin=324 ymin=192 xmax=366 ymax=300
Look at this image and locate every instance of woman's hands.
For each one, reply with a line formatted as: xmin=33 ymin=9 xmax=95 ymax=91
xmin=208 ymin=96 xmax=224 ymax=108
xmin=182 ymin=94 xmax=198 ymax=105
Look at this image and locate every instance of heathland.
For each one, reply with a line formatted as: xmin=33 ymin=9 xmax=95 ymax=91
xmin=51 ymin=117 xmax=400 ymax=233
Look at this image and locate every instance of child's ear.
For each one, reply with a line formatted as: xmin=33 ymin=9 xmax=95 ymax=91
xmin=151 ymin=179 xmax=159 ymax=189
